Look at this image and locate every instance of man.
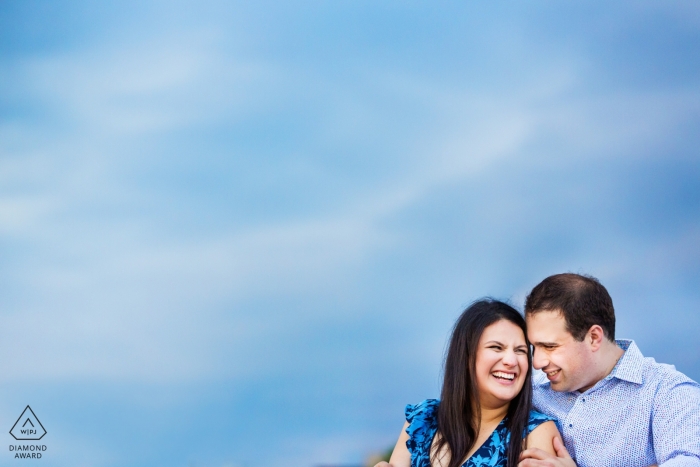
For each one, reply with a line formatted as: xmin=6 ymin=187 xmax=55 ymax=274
xmin=519 ymin=273 xmax=700 ymax=467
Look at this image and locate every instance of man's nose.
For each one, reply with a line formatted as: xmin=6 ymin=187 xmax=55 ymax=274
xmin=532 ymin=348 xmax=547 ymax=370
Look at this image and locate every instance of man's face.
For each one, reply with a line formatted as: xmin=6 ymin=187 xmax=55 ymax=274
xmin=526 ymin=310 xmax=596 ymax=393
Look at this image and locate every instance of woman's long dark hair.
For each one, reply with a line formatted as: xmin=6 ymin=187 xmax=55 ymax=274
xmin=433 ymin=299 xmax=533 ymax=467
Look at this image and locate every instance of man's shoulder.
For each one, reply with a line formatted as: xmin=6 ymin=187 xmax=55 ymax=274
xmin=617 ymin=340 xmax=698 ymax=387
xmin=638 ymin=353 xmax=700 ymax=393
xmin=625 ymin=340 xmax=692 ymax=380
xmin=613 ymin=342 xmax=700 ymax=413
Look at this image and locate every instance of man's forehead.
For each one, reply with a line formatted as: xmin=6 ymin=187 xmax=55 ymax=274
xmin=526 ymin=308 xmax=565 ymax=320
xmin=526 ymin=309 xmax=569 ymax=333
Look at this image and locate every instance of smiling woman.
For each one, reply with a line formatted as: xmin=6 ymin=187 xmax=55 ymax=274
xmin=476 ymin=319 xmax=530 ymax=409
xmin=375 ymin=299 xmax=562 ymax=467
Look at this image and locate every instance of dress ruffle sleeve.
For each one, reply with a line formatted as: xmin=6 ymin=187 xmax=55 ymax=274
xmin=404 ymin=399 xmax=439 ymax=467
xmin=524 ymin=409 xmax=556 ymax=437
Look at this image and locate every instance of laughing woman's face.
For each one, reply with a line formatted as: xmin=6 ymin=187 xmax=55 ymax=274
xmin=475 ymin=319 xmax=529 ymax=410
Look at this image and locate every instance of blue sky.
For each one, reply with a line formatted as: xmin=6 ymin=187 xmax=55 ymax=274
xmin=1 ymin=1 xmax=699 ymax=466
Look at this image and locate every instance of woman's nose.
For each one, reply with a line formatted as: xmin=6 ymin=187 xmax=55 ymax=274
xmin=502 ymin=350 xmax=517 ymax=366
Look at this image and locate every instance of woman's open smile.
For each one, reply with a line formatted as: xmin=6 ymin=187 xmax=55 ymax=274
xmin=476 ymin=319 xmax=529 ymax=408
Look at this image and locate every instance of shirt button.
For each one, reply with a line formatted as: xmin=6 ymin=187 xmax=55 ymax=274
xmin=582 ymin=398 xmax=585 ymax=402
xmin=569 ymin=424 xmax=573 ymax=428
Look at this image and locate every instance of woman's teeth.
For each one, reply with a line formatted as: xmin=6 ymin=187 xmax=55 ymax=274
xmin=493 ymin=372 xmax=515 ymax=380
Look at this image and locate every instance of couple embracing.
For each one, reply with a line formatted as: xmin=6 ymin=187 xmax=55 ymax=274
xmin=378 ymin=273 xmax=700 ymax=467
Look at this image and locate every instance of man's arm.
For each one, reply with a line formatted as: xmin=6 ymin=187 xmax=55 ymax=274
xmin=519 ymin=438 xmax=658 ymax=467
xmin=653 ymin=380 xmax=700 ymax=467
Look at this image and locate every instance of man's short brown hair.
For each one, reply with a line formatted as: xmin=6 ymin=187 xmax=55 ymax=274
xmin=525 ymin=273 xmax=616 ymax=342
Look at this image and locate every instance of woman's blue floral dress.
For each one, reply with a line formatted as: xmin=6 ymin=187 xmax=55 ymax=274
xmin=405 ymin=399 xmax=553 ymax=467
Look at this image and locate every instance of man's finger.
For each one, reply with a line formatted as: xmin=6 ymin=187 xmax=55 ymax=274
xmin=520 ymin=447 xmax=555 ymax=461
xmin=518 ymin=459 xmax=549 ymax=467
xmin=553 ymin=437 xmax=572 ymax=459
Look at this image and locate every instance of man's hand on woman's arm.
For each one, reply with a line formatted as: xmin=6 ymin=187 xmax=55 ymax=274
xmin=519 ymin=437 xmax=576 ymax=467
xmin=518 ymin=437 xmax=658 ymax=467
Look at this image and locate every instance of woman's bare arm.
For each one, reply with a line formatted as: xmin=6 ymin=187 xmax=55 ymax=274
xmin=525 ymin=421 xmax=560 ymax=456
xmin=375 ymin=421 xmax=411 ymax=467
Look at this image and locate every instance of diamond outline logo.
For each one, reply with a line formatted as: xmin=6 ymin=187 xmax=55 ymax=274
xmin=10 ymin=406 xmax=46 ymax=441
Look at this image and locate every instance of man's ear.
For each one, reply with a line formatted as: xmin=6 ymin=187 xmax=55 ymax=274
xmin=587 ymin=325 xmax=605 ymax=351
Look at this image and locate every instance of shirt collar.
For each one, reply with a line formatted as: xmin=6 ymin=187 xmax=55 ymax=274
xmin=607 ymin=339 xmax=644 ymax=385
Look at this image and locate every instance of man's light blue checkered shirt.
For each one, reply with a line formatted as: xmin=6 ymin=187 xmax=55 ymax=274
xmin=532 ymin=340 xmax=700 ymax=467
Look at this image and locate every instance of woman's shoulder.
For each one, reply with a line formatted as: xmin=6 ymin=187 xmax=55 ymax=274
xmin=524 ymin=411 xmax=560 ymax=456
xmin=405 ymin=399 xmax=439 ymax=424
xmin=404 ymin=400 xmax=440 ymax=462
xmin=526 ymin=409 xmax=556 ymax=431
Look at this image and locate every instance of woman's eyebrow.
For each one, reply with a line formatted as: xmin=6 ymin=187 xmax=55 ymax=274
xmin=484 ymin=340 xmax=528 ymax=348
xmin=483 ymin=340 xmax=504 ymax=345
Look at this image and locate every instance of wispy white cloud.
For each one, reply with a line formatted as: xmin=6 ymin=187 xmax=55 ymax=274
xmin=2 ymin=42 xmax=699 ymax=384
xmin=11 ymin=32 xmax=270 ymax=136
